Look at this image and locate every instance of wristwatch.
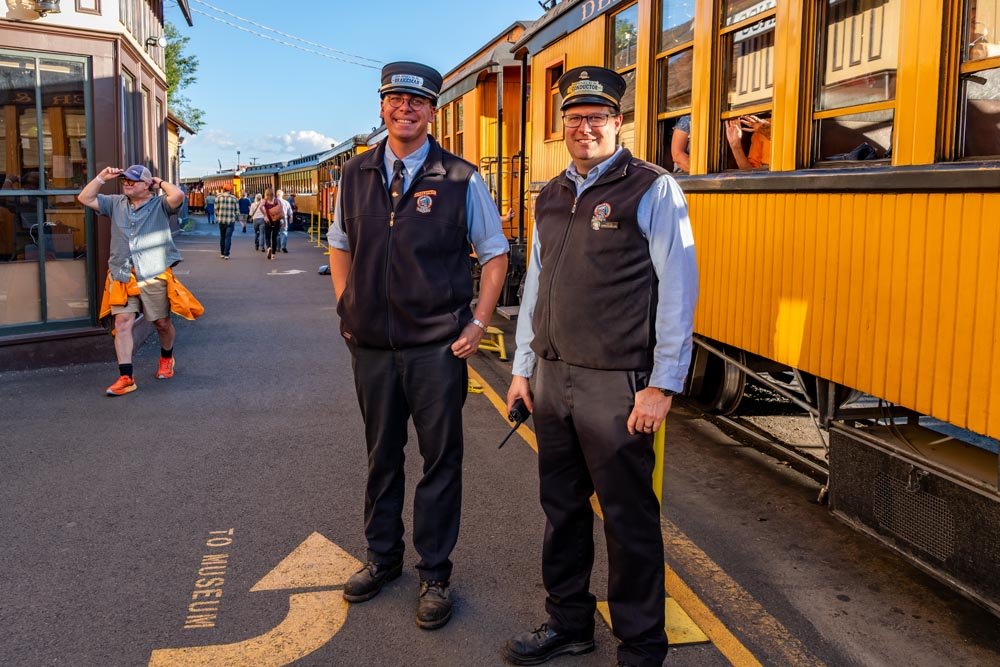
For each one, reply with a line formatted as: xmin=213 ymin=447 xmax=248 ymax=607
xmin=659 ymin=388 xmax=677 ymax=397
xmin=471 ymin=318 xmax=487 ymax=331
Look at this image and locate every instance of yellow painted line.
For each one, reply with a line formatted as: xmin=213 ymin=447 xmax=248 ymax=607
xmin=148 ymin=590 xmax=348 ymax=667
xmin=468 ymin=364 xmax=825 ymax=667
xmin=251 ymin=532 xmax=363 ymax=592
xmin=597 ymin=599 xmax=710 ymax=645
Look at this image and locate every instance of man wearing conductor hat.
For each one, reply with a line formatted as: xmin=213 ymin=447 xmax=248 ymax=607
xmin=327 ymin=62 xmax=509 ymax=629
xmin=503 ymin=67 xmax=699 ymax=666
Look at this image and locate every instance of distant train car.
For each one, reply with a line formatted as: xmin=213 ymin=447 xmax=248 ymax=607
xmin=507 ymin=0 xmax=1000 ymax=614
xmin=239 ymin=162 xmax=281 ymax=200
xmin=317 ymin=135 xmax=370 ymax=224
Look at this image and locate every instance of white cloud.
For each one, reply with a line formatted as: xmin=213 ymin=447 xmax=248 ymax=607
xmin=181 ymin=129 xmax=339 ymax=178
xmin=247 ymin=130 xmax=339 ymax=158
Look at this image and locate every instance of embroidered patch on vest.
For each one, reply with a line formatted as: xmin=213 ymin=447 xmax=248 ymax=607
xmin=416 ymin=194 xmax=434 ymax=214
xmin=590 ymin=202 xmax=618 ymax=230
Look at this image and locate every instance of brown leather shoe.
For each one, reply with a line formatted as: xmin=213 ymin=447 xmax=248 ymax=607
xmin=342 ymin=560 xmax=402 ymax=603
xmin=416 ymin=580 xmax=452 ymax=630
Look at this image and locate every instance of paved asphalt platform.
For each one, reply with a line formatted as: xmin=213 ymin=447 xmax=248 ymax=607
xmin=1 ymin=217 xmax=999 ymax=667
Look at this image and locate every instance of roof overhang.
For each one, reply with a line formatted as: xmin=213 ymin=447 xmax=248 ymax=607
xmin=437 ymin=35 xmax=526 ymax=108
xmin=167 ymin=111 xmax=196 ymax=135
xmin=176 ymin=0 xmax=194 ymax=27
xmin=512 ymin=0 xmax=629 ymax=56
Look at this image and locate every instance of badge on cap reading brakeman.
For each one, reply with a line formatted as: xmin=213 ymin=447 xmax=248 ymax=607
xmin=392 ymin=74 xmax=424 ymax=86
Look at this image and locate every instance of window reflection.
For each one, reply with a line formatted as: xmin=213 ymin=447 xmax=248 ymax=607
xmin=40 ymin=59 xmax=87 ymax=190
xmin=658 ymin=50 xmax=693 ymax=114
xmin=619 ymin=70 xmax=637 ymax=153
xmin=726 ymin=15 xmax=775 ymax=110
xmin=817 ymin=0 xmax=900 ymax=112
xmin=968 ymin=0 xmax=1000 ymax=61
xmin=611 ymin=5 xmax=639 ymax=70
xmin=660 ymin=0 xmax=695 ymax=51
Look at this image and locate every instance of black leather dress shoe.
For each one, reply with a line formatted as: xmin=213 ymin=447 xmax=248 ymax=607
xmin=415 ymin=580 xmax=452 ymax=630
xmin=502 ymin=623 xmax=595 ymax=665
xmin=342 ymin=560 xmax=403 ymax=603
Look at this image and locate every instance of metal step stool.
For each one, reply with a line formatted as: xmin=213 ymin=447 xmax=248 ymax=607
xmin=477 ymin=325 xmax=507 ymax=361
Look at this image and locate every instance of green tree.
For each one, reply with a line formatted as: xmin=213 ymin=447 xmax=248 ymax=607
xmin=164 ymin=21 xmax=204 ymax=132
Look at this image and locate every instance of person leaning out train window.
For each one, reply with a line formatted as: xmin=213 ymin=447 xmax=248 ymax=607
xmin=670 ymin=114 xmax=691 ymax=173
xmin=725 ymin=115 xmax=771 ymax=170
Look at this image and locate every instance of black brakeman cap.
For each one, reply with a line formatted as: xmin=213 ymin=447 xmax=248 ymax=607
xmin=379 ymin=61 xmax=443 ymax=104
xmin=558 ymin=66 xmax=626 ymax=111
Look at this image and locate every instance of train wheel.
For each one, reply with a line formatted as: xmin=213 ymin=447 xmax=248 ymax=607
xmin=686 ymin=344 xmax=746 ymax=415
xmin=793 ymin=370 xmax=860 ymax=409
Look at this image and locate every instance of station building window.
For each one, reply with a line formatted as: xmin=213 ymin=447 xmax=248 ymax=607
xmin=958 ymin=0 xmax=1000 ymax=158
xmin=121 ymin=70 xmax=140 ymax=166
xmin=654 ymin=0 xmax=695 ymax=172
xmin=811 ymin=0 xmax=900 ymax=164
xmin=0 ymin=52 xmax=93 ymax=332
xmin=545 ymin=60 xmax=564 ymax=139
xmin=609 ymin=3 xmax=638 ymax=153
xmin=718 ymin=0 xmax=775 ymax=171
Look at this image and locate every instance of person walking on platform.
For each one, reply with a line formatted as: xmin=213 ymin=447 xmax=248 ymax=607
xmin=205 ymin=190 xmax=216 ymax=225
xmin=77 ymin=165 xmax=197 ymax=396
xmin=238 ymin=191 xmax=251 ymax=233
xmin=250 ymin=193 xmax=266 ymax=251
xmin=276 ymin=189 xmax=293 ymax=253
xmin=260 ymin=188 xmax=283 ymax=260
xmin=502 ymin=67 xmax=699 ymax=667
xmin=327 ymin=61 xmax=509 ymax=631
xmin=215 ymin=184 xmax=239 ymax=260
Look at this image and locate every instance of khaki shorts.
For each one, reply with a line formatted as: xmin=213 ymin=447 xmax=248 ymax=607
xmin=111 ymin=277 xmax=170 ymax=322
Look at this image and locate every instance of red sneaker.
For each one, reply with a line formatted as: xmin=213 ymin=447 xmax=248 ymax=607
xmin=106 ymin=375 xmax=137 ymax=396
xmin=157 ymin=356 xmax=175 ymax=379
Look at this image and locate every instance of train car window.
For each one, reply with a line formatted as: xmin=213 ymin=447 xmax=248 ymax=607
xmin=812 ymin=0 xmax=900 ymax=165
xmin=545 ymin=61 xmax=564 ymax=139
xmin=654 ymin=0 xmax=695 ymax=172
xmin=718 ymin=0 xmax=776 ymax=171
xmin=660 ymin=0 xmax=695 ymax=50
xmin=723 ymin=0 xmax=774 ymax=27
xmin=610 ymin=4 xmax=639 ymax=154
xmin=455 ymin=100 xmax=465 ymax=157
xmin=958 ymin=0 xmax=1000 ymax=159
xmin=443 ymin=106 xmax=452 ymax=152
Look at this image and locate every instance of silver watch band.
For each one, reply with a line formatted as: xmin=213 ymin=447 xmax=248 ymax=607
xmin=471 ymin=318 xmax=487 ymax=331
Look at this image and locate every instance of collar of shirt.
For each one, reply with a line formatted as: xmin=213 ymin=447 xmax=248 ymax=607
xmin=384 ymin=139 xmax=431 ymax=189
xmin=565 ymin=146 xmax=624 ymax=194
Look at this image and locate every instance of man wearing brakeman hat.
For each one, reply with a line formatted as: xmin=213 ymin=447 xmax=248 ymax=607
xmin=327 ymin=61 xmax=509 ymax=629
xmin=78 ymin=165 xmax=187 ymax=396
xmin=503 ymin=67 xmax=698 ymax=667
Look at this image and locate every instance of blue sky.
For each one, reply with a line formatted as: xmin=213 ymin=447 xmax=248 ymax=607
xmin=166 ymin=0 xmax=548 ymax=178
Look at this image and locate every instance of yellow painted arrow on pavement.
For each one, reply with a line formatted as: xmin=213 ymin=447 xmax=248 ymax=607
xmin=149 ymin=532 xmax=362 ymax=667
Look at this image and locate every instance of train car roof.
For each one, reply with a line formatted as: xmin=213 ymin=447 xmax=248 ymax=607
xmin=241 ymin=161 xmax=284 ymax=176
xmin=437 ymin=21 xmax=534 ymax=108
xmin=366 ymin=125 xmax=388 ymax=146
xmin=512 ymin=0 xmax=615 ymax=56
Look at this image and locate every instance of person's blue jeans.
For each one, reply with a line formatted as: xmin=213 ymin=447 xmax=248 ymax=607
xmin=219 ymin=222 xmax=235 ymax=256
xmin=254 ymin=220 xmax=268 ymax=249
xmin=279 ymin=230 xmax=288 ymax=251
xmin=206 ymin=204 xmax=215 ymax=225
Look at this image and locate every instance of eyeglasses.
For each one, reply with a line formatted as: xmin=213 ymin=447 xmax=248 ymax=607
xmin=384 ymin=94 xmax=430 ymax=110
xmin=562 ymin=113 xmax=614 ymax=128
xmin=120 ymin=178 xmax=139 ymax=185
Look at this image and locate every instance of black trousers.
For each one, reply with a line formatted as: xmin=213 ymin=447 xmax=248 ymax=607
xmin=266 ymin=223 xmax=280 ymax=252
xmin=534 ymin=358 xmax=667 ymax=667
xmin=350 ymin=340 xmax=468 ymax=582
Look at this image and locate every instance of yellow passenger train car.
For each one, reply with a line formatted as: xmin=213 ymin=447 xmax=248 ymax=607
xmin=505 ymin=0 xmax=1000 ymax=613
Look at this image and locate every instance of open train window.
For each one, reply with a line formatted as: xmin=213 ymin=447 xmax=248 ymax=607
xmin=957 ymin=0 xmax=1000 ymax=159
xmin=654 ymin=0 xmax=695 ymax=173
xmin=811 ymin=0 xmax=900 ymax=166
xmin=609 ymin=3 xmax=639 ymax=153
xmin=718 ymin=0 xmax=776 ymax=171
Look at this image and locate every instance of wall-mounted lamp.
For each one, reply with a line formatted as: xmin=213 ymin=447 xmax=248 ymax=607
xmin=146 ymin=35 xmax=168 ymax=49
xmin=33 ymin=0 xmax=61 ymax=16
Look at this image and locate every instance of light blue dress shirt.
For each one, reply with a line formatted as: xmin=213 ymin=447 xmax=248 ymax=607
xmin=513 ymin=147 xmax=699 ymax=393
xmin=327 ymin=139 xmax=509 ymax=264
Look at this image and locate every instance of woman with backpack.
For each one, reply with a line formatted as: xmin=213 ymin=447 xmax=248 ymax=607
xmin=249 ymin=193 xmax=267 ymax=252
xmin=261 ymin=188 xmax=284 ymax=260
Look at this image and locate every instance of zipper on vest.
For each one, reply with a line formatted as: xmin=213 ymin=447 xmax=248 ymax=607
xmin=382 ymin=171 xmax=397 ymax=348
xmin=389 ymin=211 xmax=395 ymax=227
xmin=545 ymin=193 xmax=580 ymax=360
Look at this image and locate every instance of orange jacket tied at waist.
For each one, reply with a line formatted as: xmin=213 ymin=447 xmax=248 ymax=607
xmin=99 ymin=268 xmax=204 ymax=327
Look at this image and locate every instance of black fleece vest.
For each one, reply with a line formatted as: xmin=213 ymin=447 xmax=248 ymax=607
xmin=531 ymin=149 xmax=666 ymax=370
xmin=337 ymin=137 xmax=477 ymax=349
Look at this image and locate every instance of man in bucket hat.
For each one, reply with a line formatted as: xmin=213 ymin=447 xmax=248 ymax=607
xmin=78 ymin=165 xmax=188 ymax=396
xmin=327 ymin=61 xmax=509 ymax=630
xmin=502 ymin=66 xmax=699 ymax=667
